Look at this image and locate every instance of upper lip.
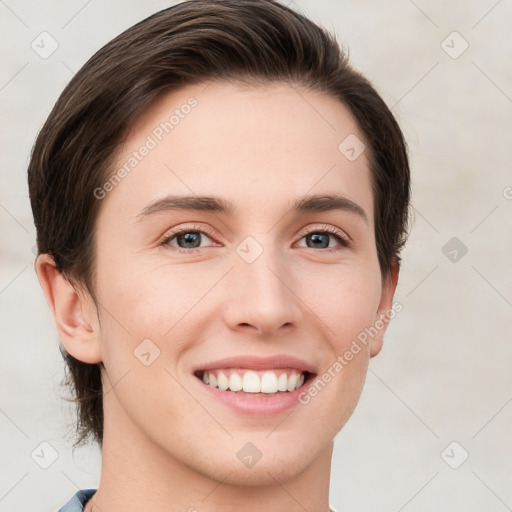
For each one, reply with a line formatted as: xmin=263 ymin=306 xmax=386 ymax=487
xmin=193 ymin=354 xmax=317 ymax=375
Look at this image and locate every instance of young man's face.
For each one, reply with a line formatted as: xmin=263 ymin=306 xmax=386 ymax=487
xmin=79 ymin=82 xmax=397 ymax=484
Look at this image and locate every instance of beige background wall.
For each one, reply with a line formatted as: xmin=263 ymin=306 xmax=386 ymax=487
xmin=1 ymin=1 xmax=511 ymax=510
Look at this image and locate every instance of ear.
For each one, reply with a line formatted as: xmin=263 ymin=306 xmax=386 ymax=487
xmin=369 ymin=258 xmax=400 ymax=358
xmin=35 ymin=254 xmax=102 ymax=364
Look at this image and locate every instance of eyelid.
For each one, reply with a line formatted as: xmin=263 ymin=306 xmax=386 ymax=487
xmin=159 ymin=223 xmax=219 ymax=247
xmin=160 ymin=222 xmax=352 ymax=251
xmin=297 ymin=223 xmax=352 ymax=247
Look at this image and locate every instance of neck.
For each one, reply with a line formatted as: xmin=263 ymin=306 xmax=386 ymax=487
xmin=86 ymin=393 xmax=333 ymax=512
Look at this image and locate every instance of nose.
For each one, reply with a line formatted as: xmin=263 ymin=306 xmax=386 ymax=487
xmin=222 ymin=245 xmax=303 ymax=337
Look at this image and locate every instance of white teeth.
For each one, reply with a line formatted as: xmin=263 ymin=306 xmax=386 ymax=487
xmin=217 ymin=371 xmax=229 ymax=391
xmin=242 ymin=371 xmax=260 ymax=392
xmin=229 ymin=373 xmax=243 ymax=392
xmin=202 ymin=369 xmax=306 ymax=394
xmin=287 ymin=373 xmax=298 ymax=392
xmin=277 ymin=373 xmax=288 ymax=392
xmin=260 ymin=372 xmax=278 ymax=393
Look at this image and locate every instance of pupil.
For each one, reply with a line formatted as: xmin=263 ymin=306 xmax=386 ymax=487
xmin=308 ymin=233 xmax=328 ymax=249
xmin=179 ymin=232 xmax=200 ymax=248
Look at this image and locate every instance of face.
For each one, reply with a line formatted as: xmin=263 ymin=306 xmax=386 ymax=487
xmin=86 ymin=81 xmax=396 ymax=485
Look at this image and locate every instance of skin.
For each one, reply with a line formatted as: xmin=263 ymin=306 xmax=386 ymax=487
xmin=37 ymin=81 xmax=399 ymax=512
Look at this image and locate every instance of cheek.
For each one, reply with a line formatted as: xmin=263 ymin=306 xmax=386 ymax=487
xmin=303 ymin=263 xmax=382 ymax=348
xmin=301 ymin=264 xmax=381 ymax=419
xmin=94 ymin=260 xmax=200 ymax=435
xmin=95 ymin=255 xmax=210 ymax=343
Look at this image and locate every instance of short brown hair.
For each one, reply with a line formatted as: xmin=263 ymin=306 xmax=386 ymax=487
xmin=28 ymin=0 xmax=411 ymax=448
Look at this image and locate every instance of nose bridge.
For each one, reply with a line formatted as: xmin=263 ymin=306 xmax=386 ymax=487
xmin=223 ymin=237 xmax=302 ymax=335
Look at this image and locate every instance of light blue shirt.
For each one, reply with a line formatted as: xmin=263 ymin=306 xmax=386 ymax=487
xmin=57 ymin=488 xmax=339 ymax=511
xmin=57 ymin=489 xmax=96 ymax=512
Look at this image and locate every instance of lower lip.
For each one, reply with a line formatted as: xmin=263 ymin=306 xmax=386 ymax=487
xmin=193 ymin=375 xmax=313 ymax=416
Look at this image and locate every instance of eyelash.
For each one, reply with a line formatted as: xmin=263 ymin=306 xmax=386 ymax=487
xmin=160 ymin=223 xmax=351 ymax=254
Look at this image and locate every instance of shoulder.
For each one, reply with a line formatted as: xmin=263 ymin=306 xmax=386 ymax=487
xmin=57 ymin=489 xmax=97 ymax=512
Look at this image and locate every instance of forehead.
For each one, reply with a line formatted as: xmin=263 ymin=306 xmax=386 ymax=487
xmin=127 ymin=80 xmax=365 ymax=156
xmin=101 ymin=81 xmax=373 ymax=222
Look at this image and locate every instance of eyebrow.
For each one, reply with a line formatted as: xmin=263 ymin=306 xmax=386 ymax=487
xmin=292 ymin=194 xmax=368 ymax=224
xmin=136 ymin=193 xmax=368 ymax=224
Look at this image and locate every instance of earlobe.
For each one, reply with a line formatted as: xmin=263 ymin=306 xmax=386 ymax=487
xmin=35 ymin=254 xmax=102 ymax=364
xmin=369 ymin=258 xmax=400 ymax=358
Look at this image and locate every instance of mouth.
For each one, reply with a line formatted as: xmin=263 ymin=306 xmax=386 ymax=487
xmin=191 ymin=354 xmax=317 ymax=414
xmin=194 ymin=368 xmax=314 ymax=396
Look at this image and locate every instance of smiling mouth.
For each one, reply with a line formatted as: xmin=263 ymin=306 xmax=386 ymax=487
xmin=194 ymin=368 xmax=313 ymax=396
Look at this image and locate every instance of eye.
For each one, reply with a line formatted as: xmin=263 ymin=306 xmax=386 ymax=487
xmin=160 ymin=223 xmax=351 ymax=253
xmin=160 ymin=224 xmax=218 ymax=252
xmin=296 ymin=225 xmax=350 ymax=250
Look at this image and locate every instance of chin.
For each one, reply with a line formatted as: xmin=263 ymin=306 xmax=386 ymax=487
xmin=193 ymin=435 xmax=329 ymax=487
